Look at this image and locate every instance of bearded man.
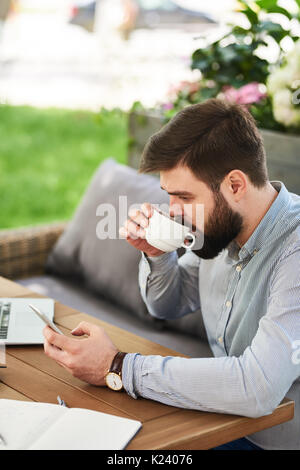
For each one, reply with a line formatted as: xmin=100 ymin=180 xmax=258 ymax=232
xmin=44 ymin=99 xmax=300 ymax=450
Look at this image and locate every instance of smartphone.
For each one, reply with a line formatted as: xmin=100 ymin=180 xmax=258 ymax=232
xmin=29 ymin=304 xmax=64 ymax=335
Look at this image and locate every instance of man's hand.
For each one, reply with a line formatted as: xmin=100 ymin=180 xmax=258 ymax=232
xmin=119 ymin=202 xmax=165 ymax=257
xmin=43 ymin=322 xmax=119 ymax=386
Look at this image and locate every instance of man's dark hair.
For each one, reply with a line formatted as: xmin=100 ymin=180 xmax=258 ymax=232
xmin=139 ymin=98 xmax=268 ymax=190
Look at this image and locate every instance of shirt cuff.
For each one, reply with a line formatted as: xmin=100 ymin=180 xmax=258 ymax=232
xmin=122 ymin=352 xmax=145 ymax=399
xmin=141 ymin=250 xmax=178 ymax=274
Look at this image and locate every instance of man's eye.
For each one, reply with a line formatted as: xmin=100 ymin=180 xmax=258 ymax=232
xmin=180 ymin=197 xmax=190 ymax=201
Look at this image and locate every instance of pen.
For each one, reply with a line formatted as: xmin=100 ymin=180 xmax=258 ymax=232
xmin=57 ymin=395 xmax=68 ymax=407
xmin=0 ymin=433 xmax=6 ymax=446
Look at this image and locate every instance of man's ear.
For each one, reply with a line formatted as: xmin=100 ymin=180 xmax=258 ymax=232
xmin=222 ymin=170 xmax=248 ymax=202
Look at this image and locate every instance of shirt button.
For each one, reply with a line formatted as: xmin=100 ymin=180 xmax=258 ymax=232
xmin=218 ymin=336 xmax=223 ymax=344
xmin=226 ymin=300 xmax=232 ymax=308
xmin=236 ymin=265 xmax=242 ymax=272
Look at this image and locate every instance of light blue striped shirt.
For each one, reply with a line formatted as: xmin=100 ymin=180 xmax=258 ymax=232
xmin=122 ymin=181 xmax=300 ymax=450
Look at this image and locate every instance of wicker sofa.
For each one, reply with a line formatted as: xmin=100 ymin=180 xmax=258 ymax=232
xmin=0 ymin=222 xmax=67 ymax=281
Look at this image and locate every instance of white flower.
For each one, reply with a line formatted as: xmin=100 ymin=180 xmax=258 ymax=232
xmin=267 ymin=39 xmax=300 ymax=128
xmin=273 ymin=89 xmax=299 ymax=126
xmin=267 ymin=67 xmax=288 ymax=94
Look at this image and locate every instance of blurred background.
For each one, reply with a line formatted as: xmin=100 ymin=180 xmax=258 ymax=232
xmin=0 ymin=0 xmax=299 ymax=229
xmin=0 ymin=0 xmax=229 ymax=110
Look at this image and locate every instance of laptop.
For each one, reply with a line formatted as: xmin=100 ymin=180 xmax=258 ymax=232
xmin=0 ymin=298 xmax=55 ymax=345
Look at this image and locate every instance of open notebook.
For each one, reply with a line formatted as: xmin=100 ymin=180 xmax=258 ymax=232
xmin=0 ymin=399 xmax=142 ymax=450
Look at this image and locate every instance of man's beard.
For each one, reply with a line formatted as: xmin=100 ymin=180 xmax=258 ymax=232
xmin=191 ymin=191 xmax=243 ymax=260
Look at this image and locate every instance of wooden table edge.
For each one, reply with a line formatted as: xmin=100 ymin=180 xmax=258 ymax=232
xmin=126 ymin=398 xmax=294 ymax=450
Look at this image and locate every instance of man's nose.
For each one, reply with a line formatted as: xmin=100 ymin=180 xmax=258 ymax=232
xmin=169 ymin=198 xmax=184 ymax=218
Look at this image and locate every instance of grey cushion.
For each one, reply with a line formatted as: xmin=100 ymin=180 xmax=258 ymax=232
xmin=46 ymin=158 xmax=169 ymax=323
xmin=46 ymin=157 xmax=209 ymax=342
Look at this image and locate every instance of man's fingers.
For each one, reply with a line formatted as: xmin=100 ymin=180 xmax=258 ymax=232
xmin=119 ymin=203 xmax=153 ymax=242
xmin=119 ymin=226 xmax=128 ymax=239
xmin=129 ymin=204 xmax=154 ymax=222
xmin=141 ymin=203 xmax=154 ymax=218
xmin=71 ymin=321 xmax=94 ymax=337
xmin=44 ymin=338 xmax=68 ymax=364
xmin=43 ymin=326 xmax=77 ymax=353
xmin=128 ymin=208 xmax=149 ymax=228
xmin=120 ymin=222 xmax=145 ymax=240
xmin=124 ymin=219 xmax=145 ymax=239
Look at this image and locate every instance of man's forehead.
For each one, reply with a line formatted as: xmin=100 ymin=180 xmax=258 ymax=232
xmin=160 ymin=166 xmax=205 ymax=194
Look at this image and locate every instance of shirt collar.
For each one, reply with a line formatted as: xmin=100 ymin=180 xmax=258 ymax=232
xmin=227 ymin=181 xmax=292 ymax=261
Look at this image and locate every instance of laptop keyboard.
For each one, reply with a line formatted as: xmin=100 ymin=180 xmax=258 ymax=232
xmin=0 ymin=302 xmax=11 ymax=339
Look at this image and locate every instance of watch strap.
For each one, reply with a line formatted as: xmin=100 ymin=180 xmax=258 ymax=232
xmin=110 ymin=351 xmax=127 ymax=375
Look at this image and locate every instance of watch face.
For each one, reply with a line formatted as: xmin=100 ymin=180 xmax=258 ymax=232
xmin=105 ymin=372 xmax=123 ymax=391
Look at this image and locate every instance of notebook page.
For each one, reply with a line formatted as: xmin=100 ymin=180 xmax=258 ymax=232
xmin=30 ymin=408 xmax=142 ymax=450
xmin=0 ymin=399 xmax=67 ymax=450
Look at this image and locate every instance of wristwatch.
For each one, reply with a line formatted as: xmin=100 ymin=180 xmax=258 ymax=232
xmin=105 ymin=351 xmax=127 ymax=391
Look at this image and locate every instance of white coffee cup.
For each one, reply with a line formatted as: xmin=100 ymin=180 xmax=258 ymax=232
xmin=145 ymin=208 xmax=195 ymax=253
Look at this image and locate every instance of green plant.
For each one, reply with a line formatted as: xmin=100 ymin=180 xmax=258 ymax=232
xmin=160 ymin=0 xmax=300 ymax=132
xmin=191 ymin=0 xmax=300 ymax=94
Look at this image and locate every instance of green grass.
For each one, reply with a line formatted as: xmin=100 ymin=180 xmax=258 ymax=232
xmin=0 ymin=105 xmax=128 ymax=229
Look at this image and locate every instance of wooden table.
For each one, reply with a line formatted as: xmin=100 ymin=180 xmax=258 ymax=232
xmin=0 ymin=276 xmax=294 ymax=450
